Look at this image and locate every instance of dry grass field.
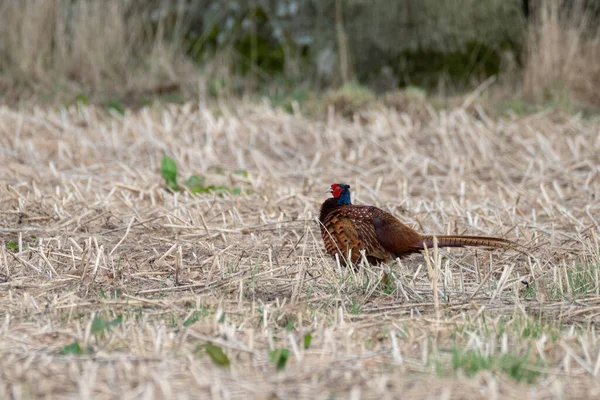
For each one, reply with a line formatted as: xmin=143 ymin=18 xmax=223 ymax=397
xmin=0 ymin=101 xmax=599 ymax=399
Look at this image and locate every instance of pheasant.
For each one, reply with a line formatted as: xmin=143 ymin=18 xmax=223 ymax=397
xmin=319 ymin=183 xmax=515 ymax=266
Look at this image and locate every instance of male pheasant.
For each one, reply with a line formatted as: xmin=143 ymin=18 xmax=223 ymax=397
xmin=319 ymin=183 xmax=514 ymax=265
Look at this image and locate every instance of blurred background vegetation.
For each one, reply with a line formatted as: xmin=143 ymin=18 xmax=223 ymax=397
xmin=0 ymin=0 xmax=599 ymax=114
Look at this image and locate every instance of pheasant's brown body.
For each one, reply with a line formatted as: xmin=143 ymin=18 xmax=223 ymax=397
xmin=319 ymin=184 xmax=514 ymax=265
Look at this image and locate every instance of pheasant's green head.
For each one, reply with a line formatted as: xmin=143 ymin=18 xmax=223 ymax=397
xmin=331 ymin=183 xmax=352 ymax=205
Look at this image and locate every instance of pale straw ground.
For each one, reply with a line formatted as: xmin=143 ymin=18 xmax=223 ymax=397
xmin=0 ymin=101 xmax=599 ymax=399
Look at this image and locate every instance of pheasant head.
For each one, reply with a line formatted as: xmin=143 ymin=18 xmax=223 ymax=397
xmin=330 ymin=183 xmax=352 ymax=205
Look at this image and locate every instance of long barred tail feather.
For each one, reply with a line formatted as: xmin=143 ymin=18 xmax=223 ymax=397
xmin=417 ymin=235 xmax=515 ymax=250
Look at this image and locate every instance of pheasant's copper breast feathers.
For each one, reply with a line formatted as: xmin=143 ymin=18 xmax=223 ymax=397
xmin=319 ymin=183 xmax=516 ymax=267
xmin=320 ymin=209 xmax=364 ymax=263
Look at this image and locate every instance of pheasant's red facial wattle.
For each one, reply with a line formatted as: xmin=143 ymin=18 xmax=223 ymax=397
xmin=331 ymin=183 xmax=343 ymax=199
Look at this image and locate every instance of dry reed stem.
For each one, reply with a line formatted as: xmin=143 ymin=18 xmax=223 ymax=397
xmin=524 ymin=0 xmax=600 ymax=108
xmin=0 ymin=1 xmax=194 ymax=102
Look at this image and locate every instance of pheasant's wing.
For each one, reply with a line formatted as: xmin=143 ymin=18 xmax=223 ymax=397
xmin=337 ymin=207 xmax=390 ymax=262
xmin=321 ymin=212 xmax=364 ymax=263
xmin=372 ymin=209 xmax=423 ymax=258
